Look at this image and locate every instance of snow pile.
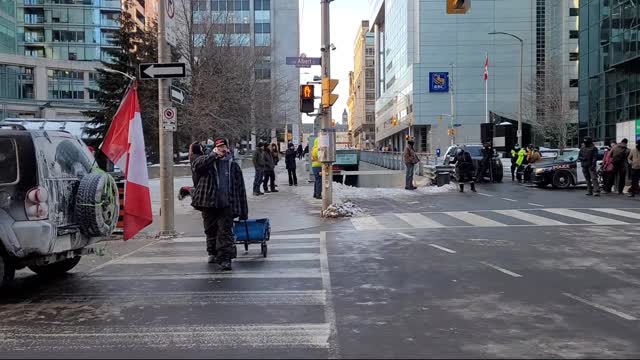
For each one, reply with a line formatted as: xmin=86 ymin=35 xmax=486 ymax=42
xmin=333 ymin=182 xmax=457 ymax=202
xmin=321 ymin=201 xmax=366 ymax=218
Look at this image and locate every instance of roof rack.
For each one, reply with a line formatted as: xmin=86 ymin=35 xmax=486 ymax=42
xmin=0 ymin=124 xmax=27 ymax=130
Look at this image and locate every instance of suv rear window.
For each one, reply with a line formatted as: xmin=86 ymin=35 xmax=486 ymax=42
xmin=0 ymin=138 xmax=18 ymax=184
xmin=464 ymin=146 xmax=484 ymax=157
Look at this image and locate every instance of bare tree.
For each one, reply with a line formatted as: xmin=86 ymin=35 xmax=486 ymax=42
xmin=172 ymin=1 xmax=283 ymax=146
xmin=522 ymin=59 xmax=577 ymax=151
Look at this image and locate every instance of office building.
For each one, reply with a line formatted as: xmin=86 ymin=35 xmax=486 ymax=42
xmin=0 ymin=0 xmax=155 ymax=120
xmin=578 ymin=0 xmax=640 ymax=145
xmin=347 ymin=20 xmax=376 ymax=149
xmin=369 ymin=0 xmax=538 ymax=152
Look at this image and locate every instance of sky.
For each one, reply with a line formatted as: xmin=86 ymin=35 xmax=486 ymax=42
xmin=298 ymin=0 xmax=370 ymax=124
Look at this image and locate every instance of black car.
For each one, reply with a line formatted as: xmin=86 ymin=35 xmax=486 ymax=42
xmin=532 ymin=148 xmax=605 ymax=189
xmin=444 ymin=144 xmax=503 ymax=182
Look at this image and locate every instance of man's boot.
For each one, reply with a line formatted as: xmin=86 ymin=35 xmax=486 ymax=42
xmin=207 ymin=255 xmax=217 ymax=264
xmin=459 ymin=184 xmax=464 ymax=193
xmin=219 ymin=260 xmax=232 ymax=271
xmin=470 ymin=182 xmax=477 ymax=192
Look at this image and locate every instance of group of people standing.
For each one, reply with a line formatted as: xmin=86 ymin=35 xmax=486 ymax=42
xmin=509 ymin=144 xmax=542 ymax=183
xmin=600 ymin=138 xmax=640 ymax=197
xmin=252 ymin=141 xmax=305 ymax=196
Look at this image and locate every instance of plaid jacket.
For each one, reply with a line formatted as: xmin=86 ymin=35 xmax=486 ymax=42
xmin=191 ymin=153 xmax=249 ymax=219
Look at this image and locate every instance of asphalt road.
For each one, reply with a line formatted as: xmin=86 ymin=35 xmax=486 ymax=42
xmin=1 ymin=180 xmax=639 ymax=358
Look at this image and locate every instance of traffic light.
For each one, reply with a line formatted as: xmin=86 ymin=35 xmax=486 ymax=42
xmin=391 ymin=117 xmax=398 ymax=126
xmin=447 ymin=0 xmax=469 ymax=14
xmin=322 ymin=77 xmax=339 ymax=108
xmin=299 ymin=84 xmax=315 ymax=113
xmin=448 ymin=128 xmax=457 ymax=136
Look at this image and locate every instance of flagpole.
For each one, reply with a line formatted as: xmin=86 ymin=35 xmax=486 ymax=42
xmin=485 ymin=52 xmax=489 ymax=124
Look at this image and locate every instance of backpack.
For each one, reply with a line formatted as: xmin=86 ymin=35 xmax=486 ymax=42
xmin=461 ymin=151 xmax=472 ymax=164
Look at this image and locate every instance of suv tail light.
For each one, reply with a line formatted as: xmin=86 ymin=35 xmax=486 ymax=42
xmin=25 ymin=186 xmax=49 ymax=220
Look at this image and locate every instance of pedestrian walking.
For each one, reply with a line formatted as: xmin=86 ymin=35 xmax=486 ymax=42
xmin=286 ymin=143 xmax=298 ymax=186
xmin=628 ymin=142 xmax=640 ymax=197
xmin=251 ymin=142 xmax=265 ymax=196
xmin=602 ymin=141 xmax=616 ymax=193
xmin=262 ymin=143 xmax=278 ymax=193
xmin=303 ymin=144 xmax=309 ymax=158
xmin=578 ymin=136 xmax=600 ymax=196
xmin=450 ymin=147 xmax=476 ymax=193
xmin=510 ymin=144 xmax=522 ymax=182
xmin=610 ymin=138 xmax=630 ymax=195
xmin=311 ymin=137 xmax=322 ymax=199
xmin=403 ymin=138 xmax=419 ymax=190
xmin=191 ymin=137 xmax=248 ymax=271
xmin=297 ymin=144 xmax=304 ymax=160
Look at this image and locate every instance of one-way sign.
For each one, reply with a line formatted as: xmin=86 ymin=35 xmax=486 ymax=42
xmin=140 ymin=62 xmax=186 ymax=79
xmin=170 ymin=86 xmax=185 ymax=104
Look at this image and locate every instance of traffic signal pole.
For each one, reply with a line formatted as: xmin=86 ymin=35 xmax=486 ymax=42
xmin=158 ymin=0 xmax=175 ymax=235
xmin=320 ymin=0 xmax=333 ymax=211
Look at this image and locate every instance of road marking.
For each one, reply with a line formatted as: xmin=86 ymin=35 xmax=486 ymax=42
xmin=397 ymin=232 xmax=415 ymax=239
xmin=445 ymin=212 xmax=507 ymax=227
xmin=408 ymin=201 xmax=420 ymax=204
xmin=85 ymin=239 xmax=162 ymax=274
xmin=494 ymin=209 xmax=567 ymax=226
xmin=528 ymin=203 xmax=545 ymax=207
xmin=501 ymin=197 xmax=518 ymax=202
xmin=89 ymin=271 xmax=322 ymax=280
xmin=161 ymin=234 xmax=321 ymax=243
xmin=543 ymin=209 xmax=628 ymax=225
xmin=0 ymin=324 xmax=331 ymax=350
xmin=147 ymin=243 xmax=319 ymax=251
xmin=480 ymin=262 xmax=523 ymax=277
xmin=591 ymin=208 xmax=640 ymax=221
xmin=36 ymin=290 xmax=327 ymax=306
xmin=320 ymin=232 xmax=340 ymax=359
xmin=477 ymin=192 xmax=494 ymax=197
xmin=115 ymin=254 xmax=320 ymax=265
xmin=396 ymin=213 xmax=444 ymax=228
xmin=351 ymin=216 xmax=385 ymax=230
xmin=428 ymin=244 xmax=456 ymax=254
xmin=563 ymin=293 xmax=637 ymax=321
xmin=270 ymin=234 xmax=321 ymax=240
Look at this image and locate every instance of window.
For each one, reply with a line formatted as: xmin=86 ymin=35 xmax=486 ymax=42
xmin=193 ymin=0 xmax=206 ymax=11
xmin=569 ymin=79 xmax=579 ymax=87
xmin=0 ymin=139 xmax=18 ymax=184
xmin=570 ymin=8 xmax=579 ymax=16
xmin=254 ymin=0 xmax=269 ymax=10
xmin=254 ymin=22 xmax=270 ymax=33
xmin=569 ymin=30 xmax=579 ymax=39
xmin=569 ymin=52 xmax=579 ymax=61
xmin=365 ymin=47 xmax=375 ymax=56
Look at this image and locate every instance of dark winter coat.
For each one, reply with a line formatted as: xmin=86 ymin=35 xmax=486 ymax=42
xmin=578 ymin=144 xmax=598 ymax=170
xmin=252 ymin=148 xmax=266 ymax=170
xmin=611 ymin=143 xmax=630 ymax=165
xmin=190 ymin=153 xmax=248 ymax=219
xmin=285 ymin=149 xmax=297 ymax=169
xmin=264 ymin=150 xmax=275 ymax=170
xmin=450 ymin=150 xmax=475 ymax=177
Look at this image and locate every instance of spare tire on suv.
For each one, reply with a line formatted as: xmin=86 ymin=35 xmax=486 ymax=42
xmin=75 ymin=172 xmax=119 ymax=237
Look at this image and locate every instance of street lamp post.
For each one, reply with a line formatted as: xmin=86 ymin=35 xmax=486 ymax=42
xmin=489 ymin=31 xmax=523 ymax=146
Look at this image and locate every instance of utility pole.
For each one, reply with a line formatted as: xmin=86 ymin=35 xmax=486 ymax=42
xmin=449 ymin=63 xmax=455 ymax=145
xmin=320 ymin=0 xmax=333 ymax=211
xmin=157 ymin=0 xmax=174 ymax=235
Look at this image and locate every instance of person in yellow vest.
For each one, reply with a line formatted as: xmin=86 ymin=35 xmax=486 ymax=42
xmin=510 ymin=144 xmax=521 ymax=182
xmin=311 ymin=137 xmax=322 ymax=199
xmin=515 ymin=146 xmax=528 ymax=183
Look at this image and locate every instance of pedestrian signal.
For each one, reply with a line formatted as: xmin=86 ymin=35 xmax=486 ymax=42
xmin=447 ymin=0 xmax=469 ymax=14
xmin=300 ymin=85 xmax=315 ymax=113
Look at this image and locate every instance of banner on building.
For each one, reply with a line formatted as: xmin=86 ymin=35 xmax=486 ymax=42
xmin=429 ymin=72 xmax=449 ymax=92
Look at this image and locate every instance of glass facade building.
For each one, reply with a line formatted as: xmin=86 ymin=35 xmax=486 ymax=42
xmin=579 ymin=0 xmax=640 ymax=144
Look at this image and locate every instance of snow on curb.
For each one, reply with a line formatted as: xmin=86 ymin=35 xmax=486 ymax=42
xmin=321 ymin=201 xmax=366 ymax=218
xmin=333 ymin=182 xmax=457 ymax=203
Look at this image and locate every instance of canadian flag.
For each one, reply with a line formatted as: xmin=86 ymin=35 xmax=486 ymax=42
xmin=101 ymin=81 xmax=152 ymax=240
xmin=484 ymin=53 xmax=489 ymax=81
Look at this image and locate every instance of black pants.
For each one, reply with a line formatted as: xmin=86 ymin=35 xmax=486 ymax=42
xmin=510 ymin=163 xmax=517 ymax=180
xmin=582 ymin=166 xmax=600 ymax=193
xmin=263 ymin=169 xmax=276 ymax=191
xmin=613 ymin=163 xmax=626 ymax=194
xmin=603 ymin=171 xmax=614 ymax=192
xmin=202 ymin=207 xmax=236 ymax=260
xmin=630 ymin=168 xmax=640 ymax=195
xmin=287 ymin=168 xmax=298 ymax=185
xmin=253 ymin=168 xmax=263 ymax=194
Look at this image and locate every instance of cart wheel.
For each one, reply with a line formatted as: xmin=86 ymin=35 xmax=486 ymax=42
xmin=244 ymin=240 xmax=249 ymax=252
xmin=261 ymin=243 xmax=268 ymax=258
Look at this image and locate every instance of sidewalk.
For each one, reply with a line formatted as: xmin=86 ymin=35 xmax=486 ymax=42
xmin=145 ymin=158 xmax=329 ymax=237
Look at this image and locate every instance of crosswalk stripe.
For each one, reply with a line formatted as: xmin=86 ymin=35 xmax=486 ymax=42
xmin=445 ymin=212 xmax=507 ymax=227
xmin=160 ymin=234 xmax=320 ymax=244
xmin=270 ymin=234 xmax=321 ymax=240
xmin=141 ymin=243 xmax=319 ymax=252
xmin=115 ymin=254 xmax=320 ymax=265
xmin=0 ymin=324 xmax=331 ymax=350
xmin=543 ymin=208 xmax=628 ymax=225
xmin=351 ymin=216 xmax=385 ymax=230
xmin=494 ymin=209 xmax=567 ymax=226
xmin=395 ymin=213 xmax=444 ymax=228
xmin=590 ymin=208 xmax=640 ymax=221
xmin=34 ymin=290 xmax=327 ymax=306
xmin=89 ymin=271 xmax=322 ymax=280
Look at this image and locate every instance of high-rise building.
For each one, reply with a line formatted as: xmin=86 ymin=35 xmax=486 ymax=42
xmin=347 ymin=20 xmax=375 ymax=149
xmin=369 ymin=0 xmax=538 ymax=153
xmin=0 ymin=0 xmax=155 ymax=120
xmin=578 ymin=0 xmax=640 ymax=145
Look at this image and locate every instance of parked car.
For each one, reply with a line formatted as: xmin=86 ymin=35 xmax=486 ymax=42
xmin=444 ymin=144 xmax=504 ymax=182
xmin=531 ymin=148 xmax=605 ymax=189
xmin=0 ymin=124 xmax=119 ymax=288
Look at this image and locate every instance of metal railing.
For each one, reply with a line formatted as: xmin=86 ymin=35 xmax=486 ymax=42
xmin=359 ymin=150 xmax=440 ymax=175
